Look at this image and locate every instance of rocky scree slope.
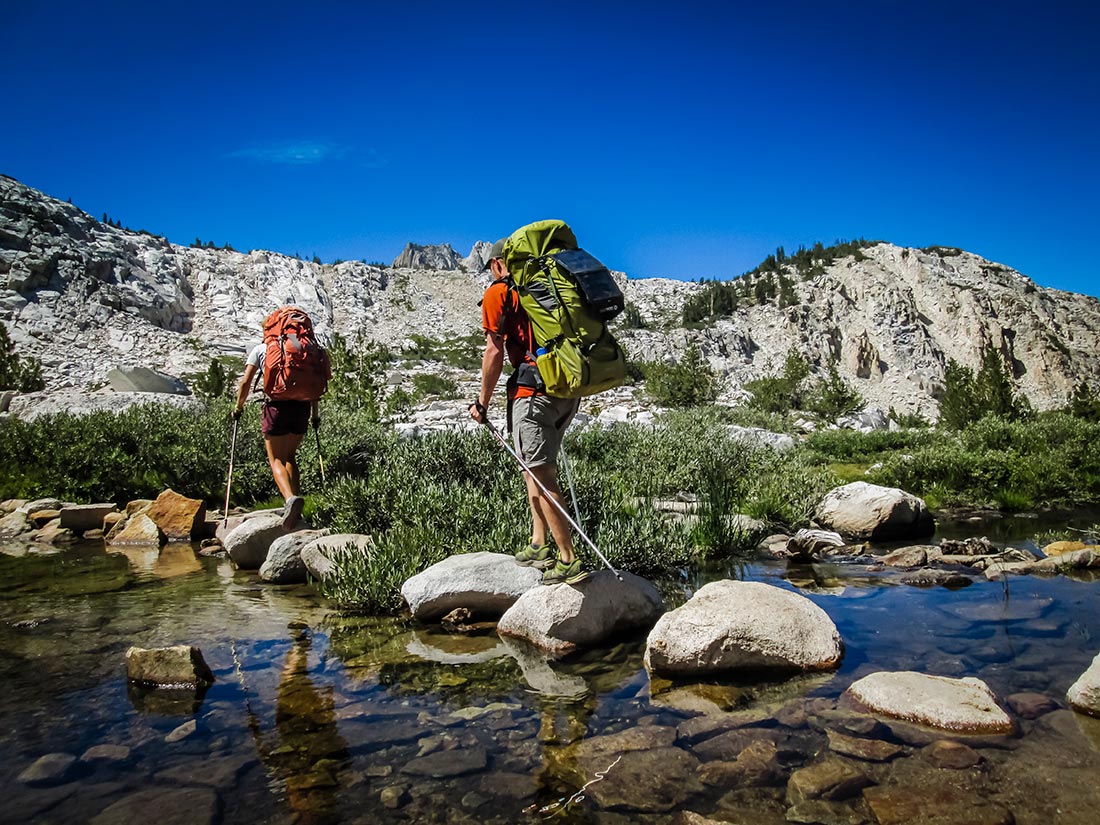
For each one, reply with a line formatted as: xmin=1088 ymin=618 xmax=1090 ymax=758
xmin=2 ymin=175 xmax=1098 ymax=416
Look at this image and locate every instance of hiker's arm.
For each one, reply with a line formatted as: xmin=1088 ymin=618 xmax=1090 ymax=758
xmin=235 ymin=364 xmax=257 ymax=414
xmin=471 ymin=331 xmax=505 ymax=422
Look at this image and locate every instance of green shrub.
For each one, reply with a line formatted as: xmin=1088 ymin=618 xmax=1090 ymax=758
xmin=875 ymin=412 xmax=1100 ymax=509
xmin=412 ymin=373 xmax=459 ymax=400
xmin=939 ymin=347 xmax=1030 ymax=429
xmin=192 ymin=357 xmax=230 ymax=400
xmin=803 ymin=361 xmax=863 ymax=419
xmin=805 ymin=428 xmax=933 ymax=463
xmin=618 ymin=303 xmax=647 ymax=330
xmin=327 ymin=334 xmax=393 ymax=418
xmin=745 ymin=351 xmax=809 ymax=413
xmin=0 ymin=321 xmax=45 ymax=392
xmin=644 ymin=344 xmax=718 ymax=407
xmin=1068 ymin=381 xmax=1100 ymax=422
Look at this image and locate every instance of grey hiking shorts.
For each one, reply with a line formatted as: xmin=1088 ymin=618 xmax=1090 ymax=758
xmin=510 ymin=394 xmax=580 ymax=468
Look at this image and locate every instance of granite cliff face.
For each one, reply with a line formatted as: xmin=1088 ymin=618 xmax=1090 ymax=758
xmin=2 ymin=175 xmax=1098 ymax=416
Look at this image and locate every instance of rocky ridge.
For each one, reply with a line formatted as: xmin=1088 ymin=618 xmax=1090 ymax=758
xmin=3 ymin=175 xmax=1099 ymax=416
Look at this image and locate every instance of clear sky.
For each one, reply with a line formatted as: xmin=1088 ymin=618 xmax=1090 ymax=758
xmin=2 ymin=1 xmax=1096 ymax=294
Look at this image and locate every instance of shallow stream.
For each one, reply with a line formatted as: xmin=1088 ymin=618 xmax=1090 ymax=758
xmin=3 ymin=517 xmax=1100 ymax=824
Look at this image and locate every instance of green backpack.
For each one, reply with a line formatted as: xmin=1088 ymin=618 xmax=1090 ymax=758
xmin=502 ymin=219 xmax=627 ymax=398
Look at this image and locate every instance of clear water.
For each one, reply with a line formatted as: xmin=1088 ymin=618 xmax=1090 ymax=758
xmin=3 ymin=532 xmax=1100 ymax=824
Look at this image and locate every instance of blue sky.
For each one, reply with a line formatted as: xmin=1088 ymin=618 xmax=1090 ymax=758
xmin=2 ymin=1 xmax=1097 ymax=294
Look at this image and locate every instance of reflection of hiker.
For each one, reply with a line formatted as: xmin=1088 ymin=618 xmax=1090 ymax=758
xmin=469 ymin=239 xmax=585 ymax=585
xmin=234 ymin=306 xmax=330 ymax=530
xmin=243 ymin=624 xmax=349 ymax=824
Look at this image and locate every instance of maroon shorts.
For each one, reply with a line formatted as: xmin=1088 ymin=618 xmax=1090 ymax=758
xmin=261 ymin=400 xmax=310 ymax=437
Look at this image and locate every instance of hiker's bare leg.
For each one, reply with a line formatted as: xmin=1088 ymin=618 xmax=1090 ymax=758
xmin=265 ymin=433 xmax=306 ymax=500
xmin=527 ymin=464 xmax=575 ymax=563
xmin=523 ymin=471 xmax=550 ymax=548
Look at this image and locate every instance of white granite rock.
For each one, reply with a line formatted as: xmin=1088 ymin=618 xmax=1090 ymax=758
xmin=814 ymin=481 xmax=934 ymax=541
xmin=497 ymin=570 xmax=664 ymax=657
xmin=401 ymin=551 xmax=542 ymax=620
xmin=845 ymin=671 xmax=1013 ymax=734
xmin=1067 ymin=650 xmax=1100 ymax=717
xmin=644 ymin=580 xmax=843 ymax=675
xmin=223 ymin=513 xmax=284 ymax=570
xmin=260 ymin=529 xmax=327 ymax=584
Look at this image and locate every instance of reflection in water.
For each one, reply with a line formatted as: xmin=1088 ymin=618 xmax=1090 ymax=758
xmin=243 ymin=623 xmax=349 ymax=824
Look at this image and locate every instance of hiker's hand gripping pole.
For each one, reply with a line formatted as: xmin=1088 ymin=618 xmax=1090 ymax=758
xmin=474 ymin=402 xmax=623 ymax=580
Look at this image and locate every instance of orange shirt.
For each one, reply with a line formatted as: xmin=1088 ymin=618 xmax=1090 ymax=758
xmin=481 ymin=280 xmax=538 ymax=400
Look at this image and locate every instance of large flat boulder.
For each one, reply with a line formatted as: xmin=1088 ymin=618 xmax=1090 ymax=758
xmin=644 ymin=580 xmax=843 ymax=676
xmin=1067 ymin=650 xmax=1100 ymax=717
xmin=59 ymin=503 xmax=118 ymax=533
xmin=106 ymin=367 xmax=190 ymax=395
xmin=223 ymin=513 xmax=284 ymax=569
xmin=844 ymin=671 xmax=1013 ymax=734
xmin=814 ymin=481 xmax=933 ymax=541
xmin=496 ymin=570 xmax=664 ymax=657
xmin=260 ymin=529 xmax=327 ymax=584
xmin=300 ymin=532 xmax=373 ymax=582
xmin=401 ymin=551 xmax=542 ymax=620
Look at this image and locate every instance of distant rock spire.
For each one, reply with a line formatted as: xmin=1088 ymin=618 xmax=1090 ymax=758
xmin=391 ymin=243 xmax=462 ymax=270
xmin=463 ymin=241 xmax=493 ymax=273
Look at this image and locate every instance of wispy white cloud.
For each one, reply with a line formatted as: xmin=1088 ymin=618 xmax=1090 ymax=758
xmin=227 ymin=140 xmax=349 ymax=165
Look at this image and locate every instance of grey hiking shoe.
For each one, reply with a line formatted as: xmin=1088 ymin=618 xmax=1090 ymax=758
xmin=542 ymin=558 xmax=588 ymax=585
xmin=282 ymin=495 xmax=304 ymax=530
xmin=515 ymin=543 xmax=554 ymax=570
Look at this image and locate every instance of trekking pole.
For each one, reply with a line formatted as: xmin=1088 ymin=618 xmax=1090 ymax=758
xmin=313 ymin=421 xmax=326 ymax=485
xmin=559 ymin=444 xmax=583 ymax=527
xmin=475 ymin=403 xmax=622 ymax=580
xmin=223 ymin=415 xmax=239 ymax=528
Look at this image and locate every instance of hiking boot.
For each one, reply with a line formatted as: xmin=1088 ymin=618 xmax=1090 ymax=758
xmin=515 ymin=543 xmax=554 ymax=570
xmin=542 ymin=558 xmax=588 ymax=585
xmin=282 ymin=495 xmax=304 ymax=530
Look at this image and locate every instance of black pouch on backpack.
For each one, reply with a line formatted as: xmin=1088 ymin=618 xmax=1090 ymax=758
xmin=550 ymin=249 xmax=625 ymax=321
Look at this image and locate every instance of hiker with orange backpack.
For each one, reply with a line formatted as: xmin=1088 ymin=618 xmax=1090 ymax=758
xmin=233 ymin=306 xmax=331 ymax=530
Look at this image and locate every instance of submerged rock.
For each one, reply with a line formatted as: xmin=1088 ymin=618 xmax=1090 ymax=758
xmin=1067 ymin=650 xmax=1100 ymax=717
xmin=571 ymin=745 xmax=704 ymax=812
xmin=844 ymin=671 xmax=1012 ymax=734
xmin=401 ymin=551 xmax=542 ymax=620
xmin=89 ymin=787 xmax=219 ymax=825
xmin=644 ymin=580 xmax=844 ymax=676
xmin=814 ymin=482 xmax=933 ymax=541
xmin=863 ymin=785 xmax=1013 ymax=825
xmin=785 ymin=758 xmax=872 ymax=805
xmin=17 ymin=752 xmax=77 ymax=786
xmin=497 ymin=570 xmax=664 ymax=657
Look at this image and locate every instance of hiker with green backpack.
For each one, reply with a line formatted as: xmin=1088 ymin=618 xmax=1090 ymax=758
xmin=469 ymin=220 xmax=627 ymax=585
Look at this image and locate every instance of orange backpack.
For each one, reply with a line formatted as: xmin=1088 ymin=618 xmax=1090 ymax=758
xmin=261 ymin=306 xmax=331 ymax=401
